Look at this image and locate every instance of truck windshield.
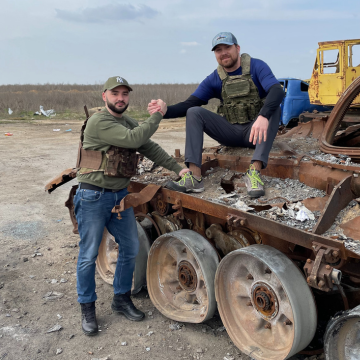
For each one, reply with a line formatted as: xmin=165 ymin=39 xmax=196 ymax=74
xmin=322 ymin=49 xmax=340 ymax=74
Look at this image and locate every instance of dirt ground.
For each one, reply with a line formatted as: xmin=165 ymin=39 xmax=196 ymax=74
xmin=0 ymin=118 xmax=316 ymax=360
xmin=0 ymin=118 xmax=247 ymax=360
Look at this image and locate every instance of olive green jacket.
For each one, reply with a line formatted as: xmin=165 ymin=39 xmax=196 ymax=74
xmin=77 ymin=108 xmax=182 ymax=189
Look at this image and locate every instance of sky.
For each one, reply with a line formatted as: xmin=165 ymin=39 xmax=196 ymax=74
xmin=1 ymin=0 xmax=359 ymax=85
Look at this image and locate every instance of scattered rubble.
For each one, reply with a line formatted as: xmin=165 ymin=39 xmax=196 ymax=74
xmin=43 ymin=291 xmax=64 ymax=301
xmin=313 ymin=153 xmax=360 ymax=167
xmin=344 ymin=238 xmax=360 ymax=254
xmin=169 ymin=322 xmax=183 ymax=331
xmin=46 ymin=324 xmax=62 ymax=333
xmin=137 ymin=157 xmax=164 ymax=175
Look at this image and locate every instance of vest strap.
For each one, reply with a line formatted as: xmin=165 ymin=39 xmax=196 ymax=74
xmin=217 ymin=65 xmax=228 ymax=81
xmin=241 ymin=53 xmax=251 ymax=75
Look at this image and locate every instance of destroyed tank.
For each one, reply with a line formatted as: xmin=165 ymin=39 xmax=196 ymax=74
xmin=46 ymin=76 xmax=360 ymax=360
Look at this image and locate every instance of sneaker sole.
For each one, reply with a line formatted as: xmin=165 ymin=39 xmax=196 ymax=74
xmin=111 ymin=307 xmax=145 ymax=322
xmin=186 ymin=188 xmax=205 ymax=193
xmin=165 ymin=182 xmax=187 ymax=193
xmin=247 ymin=190 xmax=265 ymax=198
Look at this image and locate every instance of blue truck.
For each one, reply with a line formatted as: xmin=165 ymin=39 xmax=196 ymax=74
xmin=277 ymin=78 xmax=329 ymax=125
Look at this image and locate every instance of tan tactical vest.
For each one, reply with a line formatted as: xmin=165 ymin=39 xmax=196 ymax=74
xmin=217 ymin=53 xmax=264 ymax=124
xmin=76 ymin=110 xmax=138 ymax=178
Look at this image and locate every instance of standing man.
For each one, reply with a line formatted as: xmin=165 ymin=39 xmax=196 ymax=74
xmin=148 ymin=32 xmax=284 ymax=198
xmin=75 ymin=76 xmax=189 ymax=336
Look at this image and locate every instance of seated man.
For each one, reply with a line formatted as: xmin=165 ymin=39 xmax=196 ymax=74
xmin=148 ymin=32 xmax=284 ymax=198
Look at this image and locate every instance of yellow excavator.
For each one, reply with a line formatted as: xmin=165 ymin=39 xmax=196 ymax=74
xmin=298 ymin=39 xmax=360 ymax=125
xmin=308 ymin=39 xmax=360 ymax=106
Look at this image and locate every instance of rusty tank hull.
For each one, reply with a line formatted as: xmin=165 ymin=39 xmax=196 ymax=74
xmin=45 ymin=77 xmax=360 ymax=360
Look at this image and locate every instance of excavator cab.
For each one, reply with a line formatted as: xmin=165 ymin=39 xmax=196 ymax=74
xmin=309 ymin=39 xmax=360 ymax=106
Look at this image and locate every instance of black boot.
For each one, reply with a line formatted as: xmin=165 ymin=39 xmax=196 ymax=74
xmin=80 ymin=302 xmax=98 ymax=336
xmin=111 ymin=292 xmax=145 ymax=321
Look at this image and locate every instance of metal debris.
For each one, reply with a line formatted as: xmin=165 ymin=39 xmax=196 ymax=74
xmin=169 ymin=322 xmax=182 ymax=331
xmin=233 ymin=200 xmax=254 ymax=212
xmin=46 ymin=324 xmax=62 ymax=333
xmin=43 ymin=291 xmax=64 ymax=301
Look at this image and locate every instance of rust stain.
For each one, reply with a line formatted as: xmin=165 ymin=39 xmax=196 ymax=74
xmin=340 ymin=216 xmax=360 ymax=240
xmin=302 ymin=196 xmax=329 ymax=212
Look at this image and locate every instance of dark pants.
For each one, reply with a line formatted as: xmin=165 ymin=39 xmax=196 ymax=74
xmin=185 ymin=107 xmax=281 ymax=169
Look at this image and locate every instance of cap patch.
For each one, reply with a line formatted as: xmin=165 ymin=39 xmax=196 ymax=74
xmin=116 ymin=77 xmax=124 ymax=83
xmin=216 ymin=36 xmax=226 ymax=40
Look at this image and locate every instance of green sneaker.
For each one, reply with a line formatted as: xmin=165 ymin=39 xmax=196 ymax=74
xmin=166 ymin=171 xmax=204 ymax=193
xmin=244 ymin=164 xmax=265 ymax=198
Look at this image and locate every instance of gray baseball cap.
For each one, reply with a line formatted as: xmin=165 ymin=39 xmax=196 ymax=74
xmin=211 ymin=32 xmax=238 ymax=51
xmin=103 ymin=76 xmax=133 ymax=92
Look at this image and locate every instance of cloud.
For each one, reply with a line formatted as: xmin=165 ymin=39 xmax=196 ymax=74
xmin=56 ymin=3 xmax=159 ymax=23
xmin=180 ymin=41 xmax=199 ymax=46
xmin=180 ymin=49 xmax=187 ymax=54
xmin=176 ymin=0 xmax=354 ymax=22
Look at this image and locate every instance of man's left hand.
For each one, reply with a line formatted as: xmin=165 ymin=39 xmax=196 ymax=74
xmin=249 ymin=115 xmax=269 ymax=145
xmin=179 ymin=168 xmax=191 ymax=177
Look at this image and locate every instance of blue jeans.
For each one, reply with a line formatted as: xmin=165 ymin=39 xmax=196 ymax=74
xmin=74 ymin=186 xmax=139 ymax=304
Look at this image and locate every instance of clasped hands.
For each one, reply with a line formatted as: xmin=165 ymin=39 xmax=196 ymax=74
xmin=147 ymin=99 xmax=190 ymax=178
xmin=147 ymin=99 xmax=167 ymax=117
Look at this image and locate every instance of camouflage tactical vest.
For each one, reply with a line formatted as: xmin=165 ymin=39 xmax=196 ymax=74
xmin=217 ymin=53 xmax=264 ymax=124
xmin=76 ymin=110 xmax=138 ymax=178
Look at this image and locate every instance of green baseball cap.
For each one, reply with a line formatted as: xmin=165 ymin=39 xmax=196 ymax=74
xmin=103 ymin=76 xmax=133 ymax=92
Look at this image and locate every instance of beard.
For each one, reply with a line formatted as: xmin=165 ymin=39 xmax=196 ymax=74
xmin=107 ymin=99 xmax=129 ymax=114
xmin=220 ymin=54 xmax=239 ymax=70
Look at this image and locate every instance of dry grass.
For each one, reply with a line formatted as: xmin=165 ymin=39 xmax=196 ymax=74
xmin=0 ymin=83 xmax=219 ymax=120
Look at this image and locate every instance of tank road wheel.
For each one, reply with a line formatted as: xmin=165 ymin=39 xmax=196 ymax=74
xmin=96 ymin=222 xmax=151 ymax=294
xmin=324 ymin=305 xmax=360 ymax=360
xmin=146 ymin=230 xmax=219 ymax=323
xmin=215 ymin=245 xmax=317 ymax=360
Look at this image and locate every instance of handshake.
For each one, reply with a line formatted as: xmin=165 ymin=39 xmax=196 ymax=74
xmin=147 ymin=99 xmax=167 ymax=117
